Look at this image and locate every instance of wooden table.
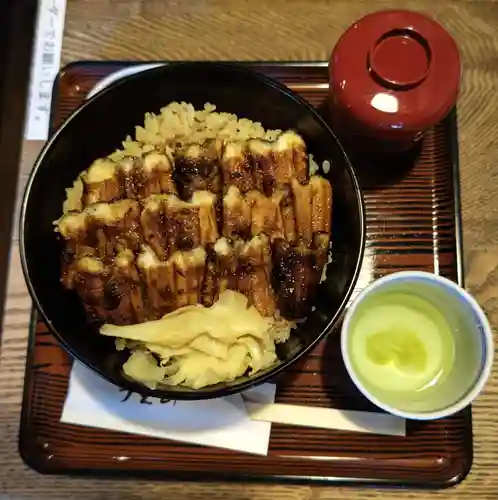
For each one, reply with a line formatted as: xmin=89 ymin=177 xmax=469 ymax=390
xmin=2 ymin=0 xmax=498 ymax=498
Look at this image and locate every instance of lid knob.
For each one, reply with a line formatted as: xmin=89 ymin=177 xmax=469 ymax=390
xmin=368 ymin=30 xmax=431 ymax=89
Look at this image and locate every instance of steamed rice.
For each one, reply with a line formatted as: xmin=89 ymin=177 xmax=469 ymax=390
xmin=108 ymin=102 xmax=282 ymax=162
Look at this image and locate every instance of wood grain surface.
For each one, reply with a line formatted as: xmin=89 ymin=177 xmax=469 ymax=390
xmin=1 ymin=0 xmax=498 ymax=498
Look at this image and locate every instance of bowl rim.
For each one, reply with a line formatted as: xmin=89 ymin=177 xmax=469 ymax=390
xmin=19 ymin=61 xmax=366 ymax=399
xmin=341 ymin=270 xmax=494 ymax=420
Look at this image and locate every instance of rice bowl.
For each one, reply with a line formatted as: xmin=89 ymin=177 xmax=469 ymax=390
xmin=20 ymin=62 xmax=364 ymax=399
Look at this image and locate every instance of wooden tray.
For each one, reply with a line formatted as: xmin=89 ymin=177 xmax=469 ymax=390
xmin=19 ymin=61 xmax=471 ymax=488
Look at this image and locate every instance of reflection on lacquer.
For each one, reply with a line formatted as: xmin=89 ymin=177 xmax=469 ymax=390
xmin=370 ymin=93 xmax=399 ymax=114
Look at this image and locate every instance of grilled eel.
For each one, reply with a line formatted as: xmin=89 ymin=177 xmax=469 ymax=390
xmin=173 ymin=140 xmax=223 ymax=200
xmin=59 ymin=191 xmax=218 ymax=263
xmin=118 ymin=151 xmax=177 ymax=200
xmin=72 ymin=245 xmax=207 ymax=325
xmin=222 ymin=186 xmax=252 ymax=240
xmin=81 ymin=158 xmax=121 ymax=207
xmin=272 ymin=232 xmax=330 ymax=320
xmin=58 ymin=128 xmax=332 ymax=322
xmin=59 ymin=175 xmax=331 ymax=320
xmin=58 ymin=199 xmax=143 ymax=267
xmin=220 ymin=141 xmax=254 ymax=194
xmin=137 ymin=244 xmax=206 ymax=314
xmin=71 ymin=236 xmax=277 ymax=324
xmin=77 ymin=129 xmax=308 ymax=205
xmin=235 ymin=234 xmax=276 ymax=317
xmin=72 ymin=254 xmax=148 ymax=325
xmin=290 ymin=175 xmax=332 ymax=246
xmin=200 ymin=234 xmax=275 ymax=315
xmin=221 ymin=131 xmax=308 ymax=197
xmin=223 ymin=186 xmax=297 ymax=243
xmin=200 ymin=238 xmax=237 ymax=307
xmin=140 ymin=191 xmax=218 ymax=260
xmin=271 ymin=174 xmax=332 ymax=318
xmin=247 ymin=130 xmax=308 ymax=196
xmin=222 ymin=174 xmax=330 ymax=246
xmin=80 ymin=152 xmax=176 ymax=208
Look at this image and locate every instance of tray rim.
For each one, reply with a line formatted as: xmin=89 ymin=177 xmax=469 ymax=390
xmin=19 ymin=60 xmax=472 ymax=489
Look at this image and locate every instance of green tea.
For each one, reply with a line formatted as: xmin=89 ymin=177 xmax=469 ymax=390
xmin=348 ymin=292 xmax=455 ymax=399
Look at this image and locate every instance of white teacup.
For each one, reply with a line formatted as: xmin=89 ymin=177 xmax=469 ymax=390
xmin=341 ymin=271 xmax=493 ymax=420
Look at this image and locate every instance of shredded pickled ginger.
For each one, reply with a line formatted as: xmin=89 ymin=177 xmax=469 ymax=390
xmin=100 ymin=290 xmax=293 ymax=389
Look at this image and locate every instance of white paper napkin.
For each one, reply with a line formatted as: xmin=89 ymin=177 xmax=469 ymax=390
xmin=62 ymin=360 xmax=406 ymax=458
xmin=61 ymin=362 xmax=276 ymax=455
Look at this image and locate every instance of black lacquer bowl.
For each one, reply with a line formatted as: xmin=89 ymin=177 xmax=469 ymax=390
xmin=20 ymin=63 xmax=365 ymax=400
